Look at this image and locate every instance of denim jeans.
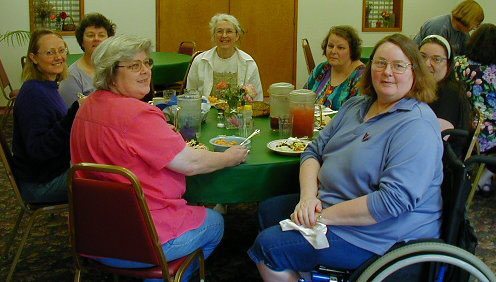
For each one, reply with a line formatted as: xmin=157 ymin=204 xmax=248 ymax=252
xmin=19 ymin=169 xmax=68 ymax=203
xmin=247 ymin=194 xmax=375 ymax=272
xmin=97 ymin=208 xmax=224 ymax=281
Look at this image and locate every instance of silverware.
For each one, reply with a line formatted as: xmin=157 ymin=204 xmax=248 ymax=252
xmin=240 ymin=129 xmax=260 ymax=146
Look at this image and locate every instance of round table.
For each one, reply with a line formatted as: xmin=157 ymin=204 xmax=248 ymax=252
xmin=151 ymin=52 xmax=191 ymax=86
xmin=185 ymin=110 xmax=301 ymax=204
xmin=67 ymin=52 xmax=191 ymax=86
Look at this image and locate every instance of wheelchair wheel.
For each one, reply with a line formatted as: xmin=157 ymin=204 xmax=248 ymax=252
xmin=356 ymin=242 xmax=495 ymax=282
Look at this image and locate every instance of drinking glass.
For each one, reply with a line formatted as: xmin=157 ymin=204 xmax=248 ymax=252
xmin=162 ymin=89 xmax=176 ymax=104
xmin=278 ymin=115 xmax=293 ymax=139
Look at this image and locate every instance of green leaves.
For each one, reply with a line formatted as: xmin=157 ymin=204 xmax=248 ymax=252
xmin=0 ymin=30 xmax=31 ymax=47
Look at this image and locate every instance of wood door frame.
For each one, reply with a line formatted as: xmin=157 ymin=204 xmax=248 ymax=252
xmin=156 ymin=0 xmax=298 ymax=87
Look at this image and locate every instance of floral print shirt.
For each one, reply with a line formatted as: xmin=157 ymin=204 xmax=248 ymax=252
xmin=454 ymin=56 xmax=496 ymax=152
xmin=305 ymin=62 xmax=365 ymax=110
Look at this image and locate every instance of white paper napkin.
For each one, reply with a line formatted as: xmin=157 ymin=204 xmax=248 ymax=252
xmin=279 ymin=219 xmax=329 ymax=249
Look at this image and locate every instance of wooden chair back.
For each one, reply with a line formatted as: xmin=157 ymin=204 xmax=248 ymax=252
xmin=180 ymin=50 xmax=204 ymax=93
xmin=178 ymin=41 xmax=196 ymax=56
xmin=302 ymin=38 xmax=315 ymax=75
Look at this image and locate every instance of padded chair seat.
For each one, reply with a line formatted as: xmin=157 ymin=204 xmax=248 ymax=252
xmin=82 ymin=256 xmax=188 ymax=279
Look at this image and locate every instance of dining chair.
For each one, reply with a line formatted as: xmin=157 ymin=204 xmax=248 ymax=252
xmin=68 ymin=162 xmax=205 ymax=282
xmin=302 ymin=38 xmax=315 ymax=75
xmin=0 ymin=132 xmax=68 ymax=282
xmin=0 ymin=57 xmax=20 ymax=133
xmin=180 ymin=50 xmax=204 ymax=93
xmin=178 ymin=41 xmax=196 ymax=56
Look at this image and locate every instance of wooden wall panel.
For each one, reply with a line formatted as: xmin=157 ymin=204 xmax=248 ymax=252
xmin=230 ymin=0 xmax=296 ymax=94
xmin=157 ymin=0 xmax=229 ymax=52
xmin=156 ymin=0 xmax=297 ymax=95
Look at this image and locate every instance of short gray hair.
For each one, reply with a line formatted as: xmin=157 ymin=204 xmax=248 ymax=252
xmin=92 ymin=34 xmax=152 ymax=90
xmin=209 ymin=13 xmax=244 ymax=39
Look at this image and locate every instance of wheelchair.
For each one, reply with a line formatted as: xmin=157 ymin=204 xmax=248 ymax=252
xmin=309 ymin=135 xmax=496 ymax=282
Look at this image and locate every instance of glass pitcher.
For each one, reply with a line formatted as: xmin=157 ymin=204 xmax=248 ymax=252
xmin=269 ymin=82 xmax=294 ymax=130
xmin=176 ymin=93 xmax=202 ymax=141
xmin=289 ymin=89 xmax=316 ymax=138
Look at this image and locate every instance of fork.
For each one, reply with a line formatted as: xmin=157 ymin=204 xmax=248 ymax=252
xmin=240 ymin=129 xmax=260 ymax=146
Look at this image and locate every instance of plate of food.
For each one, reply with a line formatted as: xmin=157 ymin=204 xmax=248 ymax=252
xmin=267 ymin=138 xmax=310 ymax=156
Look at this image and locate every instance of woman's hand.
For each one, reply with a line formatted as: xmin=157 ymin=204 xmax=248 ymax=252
xmin=291 ymin=196 xmax=322 ymax=227
xmin=223 ymin=145 xmax=249 ymax=166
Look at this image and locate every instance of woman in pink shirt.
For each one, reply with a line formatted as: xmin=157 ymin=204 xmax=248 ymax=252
xmin=70 ymin=35 xmax=248 ymax=281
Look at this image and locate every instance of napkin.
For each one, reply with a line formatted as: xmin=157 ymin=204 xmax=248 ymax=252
xmin=279 ymin=219 xmax=329 ymax=249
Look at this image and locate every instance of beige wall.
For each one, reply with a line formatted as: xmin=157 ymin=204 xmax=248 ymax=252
xmin=1 ymin=0 xmax=495 ymax=105
xmin=296 ymin=0 xmax=496 ymax=87
xmin=0 ymin=0 xmax=155 ymax=105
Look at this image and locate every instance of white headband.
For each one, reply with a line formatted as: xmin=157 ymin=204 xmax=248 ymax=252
xmin=422 ymin=35 xmax=451 ymax=59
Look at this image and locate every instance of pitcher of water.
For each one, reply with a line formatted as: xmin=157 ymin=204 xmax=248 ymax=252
xmin=176 ymin=92 xmax=202 ymax=141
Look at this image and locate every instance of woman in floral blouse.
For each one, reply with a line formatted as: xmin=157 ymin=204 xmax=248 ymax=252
xmin=305 ymin=25 xmax=365 ymax=110
xmin=454 ymin=23 xmax=496 ymax=196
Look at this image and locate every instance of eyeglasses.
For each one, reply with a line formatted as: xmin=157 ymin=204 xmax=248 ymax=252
xmin=37 ymin=48 xmax=68 ymax=57
xmin=116 ymin=58 xmax=154 ymax=72
xmin=83 ymin=33 xmax=108 ymax=40
xmin=371 ymin=59 xmax=413 ymax=74
xmin=215 ymin=28 xmax=236 ymax=36
xmin=420 ymin=53 xmax=447 ymax=65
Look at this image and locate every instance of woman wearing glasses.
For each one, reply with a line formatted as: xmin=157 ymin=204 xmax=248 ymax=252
xmin=413 ymin=0 xmax=484 ymax=56
xmin=419 ymin=35 xmax=470 ymax=133
xmin=12 ymin=29 xmax=83 ymax=203
xmin=454 ymin=23 xmax=496 ymax=197
xmin=186 ymin=13 xmax=263 ymax=101
xmin=249 ymin=34 xmax=442 ymax=281
xmin=59 ymin=13 xmax=116 ymax=106
xmin=70 ymin=35 xmax=248 ymax=281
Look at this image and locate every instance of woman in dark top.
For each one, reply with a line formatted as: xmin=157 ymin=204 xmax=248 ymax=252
xmin=12 ymin=29 xmax=81 ymax=203
xmin=420 ymin=35 xmax=471 ymax=133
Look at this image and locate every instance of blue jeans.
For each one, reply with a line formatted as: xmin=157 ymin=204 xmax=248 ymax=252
xmin=248 ymin=194 xmax=375 ymax=272
xmin=97 ymin=208 xmax=224 ymax=281
xmin=19 ymin=170 xmax=68 ymax=203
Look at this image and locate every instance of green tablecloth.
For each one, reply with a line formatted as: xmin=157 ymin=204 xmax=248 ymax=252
xmin=151 ymin=52 xmax=191 ymax=86
xmin=361 ymin=46 xmax=374 ymax=64
xmin=185 ymin=110 xmax=301 ymax=204
xmin=66 ymin=52 xmax=191 ymax=86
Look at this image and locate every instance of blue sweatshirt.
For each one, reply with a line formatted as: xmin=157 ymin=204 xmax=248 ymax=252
xmin=12 ymin=80 xmax=78 ymax=183
xmin=302 ymin=95 xmax=443 ymax=255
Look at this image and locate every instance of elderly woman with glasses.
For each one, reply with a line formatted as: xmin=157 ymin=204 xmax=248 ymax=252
xmin=70 ymin=35 xmax=248 ymax=280
xmin=12 ymin=29 xmax=83 ymax=203
xmin=248 ymin=34 xmax=442 ymax=281
xmin=59 ymin=13 xmax=116 ymax=106
xmin=419 ymin=35 xmax=471 ymax=134
xmin=413 ymin=0 xmax=484 ymax=56
xmin=186 ymin=13 xmax=263 ymax=101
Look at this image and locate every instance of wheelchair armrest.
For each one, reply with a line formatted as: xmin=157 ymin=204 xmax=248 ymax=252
xmin=441 ymin=128 xmax=469 ymax=139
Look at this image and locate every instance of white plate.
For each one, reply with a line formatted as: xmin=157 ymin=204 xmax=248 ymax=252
xmin=314 ymin=106 xmax=338 ymax=117
xmin=267 ymin=139 xmax=310 ymax=156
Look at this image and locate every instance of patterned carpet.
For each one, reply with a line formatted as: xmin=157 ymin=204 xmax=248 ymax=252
xmin=0 ymin=113 xmax=495 ymax=281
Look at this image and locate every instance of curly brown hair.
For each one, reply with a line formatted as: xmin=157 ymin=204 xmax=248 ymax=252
xmin=320 ymin=25 xmax=362 ymax=61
